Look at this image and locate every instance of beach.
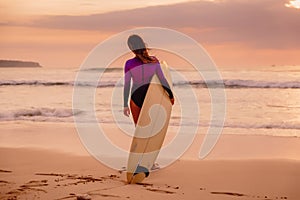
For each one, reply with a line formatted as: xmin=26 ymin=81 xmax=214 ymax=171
xmin=0 ymin=67 xmax=300 ymax=200
xmin=2 ymin=0 xmax=300 ymax=199
xmin=0 ymin=121 xmax=299 ymax=200
xmin=0 ymin=65 xmax=300 ymax=199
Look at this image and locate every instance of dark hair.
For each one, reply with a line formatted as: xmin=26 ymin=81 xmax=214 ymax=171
xmin=127 ymin=34 xmax=156 ymax=64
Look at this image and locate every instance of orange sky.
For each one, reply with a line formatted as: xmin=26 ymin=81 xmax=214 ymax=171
xmin=1 ymin=0 xmax=300 ymax=68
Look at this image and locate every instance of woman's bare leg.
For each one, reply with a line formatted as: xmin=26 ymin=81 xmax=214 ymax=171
xmin=130 ymin=100 xmax=141 ymax=126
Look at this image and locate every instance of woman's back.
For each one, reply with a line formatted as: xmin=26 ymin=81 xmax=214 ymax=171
xmin=125 ymin=57 xmax=159 ymax=90
xmin=123 ymin=34 xmax=174 ymax=119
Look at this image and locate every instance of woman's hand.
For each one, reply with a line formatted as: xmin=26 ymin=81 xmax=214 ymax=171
xmin=170 ymin=98 xmax=175 ymax=105
xmin=123 ymin=107 xmax=130 ymax=117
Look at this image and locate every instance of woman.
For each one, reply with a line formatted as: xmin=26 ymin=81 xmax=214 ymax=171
xmin=123 ymin=34 xmax=174 ymax=124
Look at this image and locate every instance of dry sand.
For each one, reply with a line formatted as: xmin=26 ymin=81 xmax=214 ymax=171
xmin=0 ymin=122 xmax=299 ymax=200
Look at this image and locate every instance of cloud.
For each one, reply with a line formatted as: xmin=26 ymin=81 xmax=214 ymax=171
xmin=285 ymin=0 xmax=300 ymax=9
xmin=7 ymin=0 xmax=300 ymax=49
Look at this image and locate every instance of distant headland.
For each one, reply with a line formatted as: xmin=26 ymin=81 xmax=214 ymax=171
xmin=0 ymin=60 xmax=42 ymax=68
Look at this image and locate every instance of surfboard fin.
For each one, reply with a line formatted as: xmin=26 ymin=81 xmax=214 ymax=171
xmin=134 ymin=165 xmax=150 ymax=177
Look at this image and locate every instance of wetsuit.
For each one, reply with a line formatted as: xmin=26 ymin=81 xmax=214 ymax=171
xmin=123 ymin=57 xmax=173 ymax=108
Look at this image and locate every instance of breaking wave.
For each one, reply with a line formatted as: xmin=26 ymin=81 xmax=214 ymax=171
xmin=0 ymin=108 xmax=82 ymax=122
xmin=1 ymin=79 xmax=300 ymax=89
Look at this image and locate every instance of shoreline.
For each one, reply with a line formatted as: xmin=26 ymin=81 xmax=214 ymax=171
xmin=0 ymin=121 xmax=299 ymax=160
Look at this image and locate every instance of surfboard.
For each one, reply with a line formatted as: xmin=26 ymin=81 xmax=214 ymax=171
xmin=127 ymin=61 xmax=173 ymax=184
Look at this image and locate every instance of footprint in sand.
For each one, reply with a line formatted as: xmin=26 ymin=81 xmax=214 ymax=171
xmin=4 ymin=179 xmax=48 ymax=200
xmin=146 ymin=188 xmax=176 ymax=194
xmin=136 ymin=183 xmax=179 ymax=195
xmin=0 ymin=180 xmax=12 ymax=184
xmin=211 ymin=191 xmax=288 ymax=199
xmin=35 ymin=172 xmax=105 ymax=186
xmin=0 ymin=169 xmax=12 ymax=173
xmin=211 ymin=191 xmax=246 ymax=197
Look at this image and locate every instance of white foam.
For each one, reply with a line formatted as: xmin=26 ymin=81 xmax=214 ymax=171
xmin=174 ymin=79 xmax=300 ymax=88
xmin=0 ymin=108 xmax=81 ymax=122
xmin=1 ymin=79 xmax=300 ymax=88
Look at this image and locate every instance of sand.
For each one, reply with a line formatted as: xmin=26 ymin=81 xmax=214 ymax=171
xmin=0 ymin=121 xmax=300 ymax=200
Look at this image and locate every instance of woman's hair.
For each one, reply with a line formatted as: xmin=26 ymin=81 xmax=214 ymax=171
xmin=127 ymin=34 xmax=157 ymax=64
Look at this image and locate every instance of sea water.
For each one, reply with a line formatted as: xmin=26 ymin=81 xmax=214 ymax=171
xmin=0 ymin=65 xmax=299 ymax=138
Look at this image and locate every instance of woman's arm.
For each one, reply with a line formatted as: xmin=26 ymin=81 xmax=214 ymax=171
xmin=123 ymin=65 xmax=132 ymax=108
xmin=155 ymin=63 xmax=174 ymax=101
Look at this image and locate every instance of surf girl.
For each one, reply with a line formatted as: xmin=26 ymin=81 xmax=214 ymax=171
xmin=123 ymin=34 xmax=174 ymax=124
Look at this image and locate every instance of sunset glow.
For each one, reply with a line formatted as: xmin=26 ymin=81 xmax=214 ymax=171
xmin=1 ymin=0 xmax=300 ymax=68
xmin=0 ymin=0 xmax=197 ymax=18
xmin=285 ymin=0 xmax=300 ymax=9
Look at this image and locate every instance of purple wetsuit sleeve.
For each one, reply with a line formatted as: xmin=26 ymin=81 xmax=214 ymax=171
xmin=156 ymin=64 xmax=174 ymax=99
xmin=123 ymin=63 xmax=132 ymax=107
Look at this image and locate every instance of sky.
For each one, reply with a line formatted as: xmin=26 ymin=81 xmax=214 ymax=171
xmin=1 ymin=0 xmax=300 ymax=68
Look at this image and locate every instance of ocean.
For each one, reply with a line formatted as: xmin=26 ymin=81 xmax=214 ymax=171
xmin=0 ymin=65 xmax=300 ymax=138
